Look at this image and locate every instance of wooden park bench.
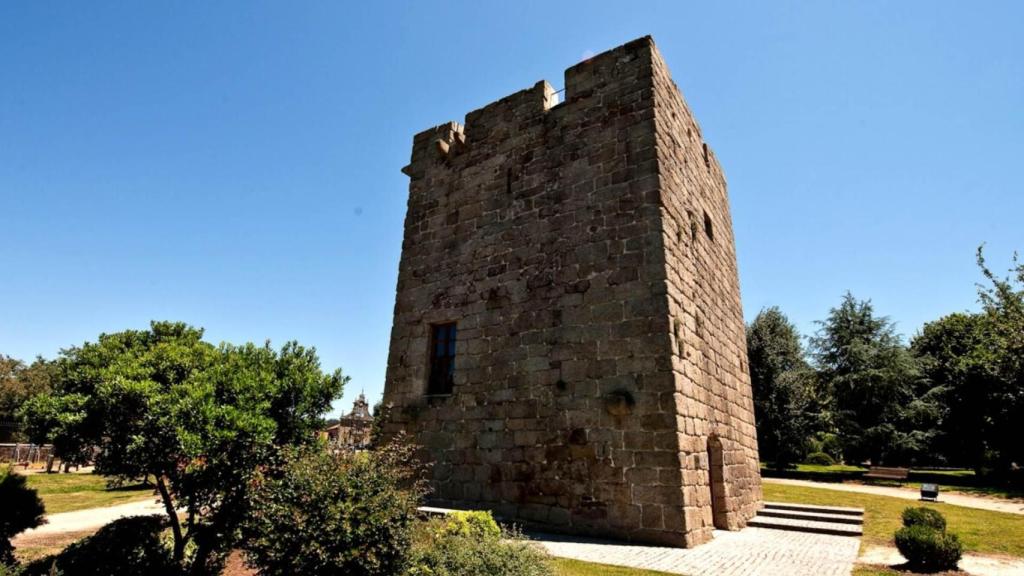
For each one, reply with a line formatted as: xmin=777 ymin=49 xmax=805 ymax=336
xmin=863 ymin=466 xmax=910 ymax=481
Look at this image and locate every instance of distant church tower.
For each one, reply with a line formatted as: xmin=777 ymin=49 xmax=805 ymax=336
xmin=382 ymin=36 xmax=761 ymax=547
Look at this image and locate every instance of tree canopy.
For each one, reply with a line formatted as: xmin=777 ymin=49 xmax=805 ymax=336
xmin=0 ymin=466 xmax=45 ymax=566
xmin=749 ymin=249 xmax=1023 ymax=478
xmin=19 ymin=321 xmax=347 ymax=575
xmin=746 ymin=307 xmax=817 ymax=469
xmin=0 ymin=356 xmax=54 ymax=442
xmin=810 ymin=293 xmax=932 ymax=465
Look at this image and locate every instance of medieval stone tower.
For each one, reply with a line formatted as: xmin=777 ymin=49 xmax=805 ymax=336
xmin=383 ymin=36 xmax=761 ymax=547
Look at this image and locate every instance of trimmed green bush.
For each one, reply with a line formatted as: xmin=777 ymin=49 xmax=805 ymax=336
xmin=23 ymin=516 xmax=176 ymax=576
xmin=804 ymin=452 xmax=836 ymax=466
xmin=895 ymin=524 xmax=962 ymax=572
xmin=408 ymin=513 xmax=551 ymax=576
xmin=902 ymin=507 xmax=946 ymax=531
xmin=0 ymin=467 xmax=45 ymax=566
xmin=436 ymin=511 xmax=501 ymax=540
xmin=243 ymin=440 xmax=425 ymax=576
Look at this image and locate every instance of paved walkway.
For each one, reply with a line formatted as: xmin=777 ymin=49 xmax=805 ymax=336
xmin=859 ymin=545 xmax=1024 ymax=576
xmin=12 ymin=498 xmax=164 ymax=547
xmin=765 ymin=477 xmax=1024 ymax=515
xmin=533 ymin=527 xmax=861 ymax=576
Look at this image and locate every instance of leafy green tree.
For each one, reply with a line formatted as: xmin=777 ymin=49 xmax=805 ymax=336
xmin=911 ymin=250 xmax=1024 ymax=476
xmin=19 ymin=322 xmax=346 ymax=575
xmin=912 ymin=312 xmax=995 ymax=470
xmin=0 ymin=466 xmax=46 ymax=566
xmin=811 ymin=293 xmax=932 ymax=465
xmin=746 ymin=307 xmax=819 ymax=468
xmin=19 ymin=393 xmax=92 ymax=471
xmin=975 ymin=248 xmax=1024 ymax=474
xmin=0 ymin=356 xmax=54 ymax=442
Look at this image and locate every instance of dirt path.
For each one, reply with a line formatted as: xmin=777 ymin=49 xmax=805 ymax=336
xmin=764 ymin=477 xmax=1024 ymax=515
xmin=12 ymin=498 xmax=165 ymax=548
xmin=860 ymin=544 xmax=1024 ymax=576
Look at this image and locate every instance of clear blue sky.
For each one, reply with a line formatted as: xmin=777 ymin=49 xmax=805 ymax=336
xmin=2 ymin=2 xmax=1020 ymax=417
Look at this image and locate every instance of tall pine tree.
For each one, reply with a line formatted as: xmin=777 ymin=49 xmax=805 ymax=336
xmin=811 ymin=293 xmax=932 ymax=465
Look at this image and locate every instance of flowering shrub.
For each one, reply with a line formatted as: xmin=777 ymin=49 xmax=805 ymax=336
xmin=243 ymin=439 xmax=425 ymax=576
xmin=408 ymin=511 xmax=551 ymax=576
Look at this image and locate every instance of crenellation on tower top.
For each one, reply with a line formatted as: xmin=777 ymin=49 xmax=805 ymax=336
xmin=404 ymin=36 xmax=665 ymax=181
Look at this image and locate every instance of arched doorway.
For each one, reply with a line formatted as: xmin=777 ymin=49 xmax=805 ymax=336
xmin=707 ymin=435 xmax=728 ymax=529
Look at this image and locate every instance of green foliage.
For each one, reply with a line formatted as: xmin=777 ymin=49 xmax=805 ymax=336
xmin=907 ymin=248 xmax=1024 ymax=477
xmin=894 ymin=524 xmax=962 ymax=572
xmin=19 ymin=393 xmax=91 ymax=468
xmin=912 ymin=312 xmax=997 ymax=471
xmin=901 ymin=507 xmax=946 ymax=531
xmin=746 ymin=307 xmax=820 ymax=468
xmin=807 ymin=432 xmax=844 ymax=462
xmin=811 ymin=293 xmax=935 ymax=465
xmin=408 ymin=513 xmax=551 ymax=576
xmin=0 ymin=357 xmax=54 ymax=442
xmin=370 ymin=401 xmax=390 ymax=447
xmin=0 ymin=467 xmax=46 ymax=566
xmin=972 ymin=248 xmax=1024 ymax=475
xmin=243 ymin=439 xmax=424 ymax=576
xmin=17 ymin=322 xmax=347 ymax=575
xmin=22 ymin=516 xmax=177 ymax=576
xmin=893 ymin=507 xmax=961 ymax=572
xmin=804 ymin=452 xmax=836 ymax=466
xmin=435 ymin=511 xmax=502 ymax=540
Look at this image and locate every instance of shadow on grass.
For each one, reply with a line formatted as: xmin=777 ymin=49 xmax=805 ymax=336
xmin=855 ymin=562 xmax=969 ymax=576
xmin=104 ymin=482 xmax=153 ymax=493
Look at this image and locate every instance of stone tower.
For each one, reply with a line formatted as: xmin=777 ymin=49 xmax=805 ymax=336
xmin=382 ymin=36 xmax=761 ymax=547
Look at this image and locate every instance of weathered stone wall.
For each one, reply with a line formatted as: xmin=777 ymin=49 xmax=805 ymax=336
xmin=649 ymin=42 xmax=763 ymax=545
xmin=383 ymin=36 xmax=760 ymax=547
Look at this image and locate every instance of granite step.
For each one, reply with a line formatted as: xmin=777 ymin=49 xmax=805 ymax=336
xmin=757 ymin=508 xmax=864 ymax=525
xmin=748 ymin=514 xmax=863 ymax=537
xmin=763 ymin=501 xmax=865 ymax=517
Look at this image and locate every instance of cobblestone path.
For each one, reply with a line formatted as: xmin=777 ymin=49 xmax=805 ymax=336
xmin=533 ymin=526 xmax=861 ymax=576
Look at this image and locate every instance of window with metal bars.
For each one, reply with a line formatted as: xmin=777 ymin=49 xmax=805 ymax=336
xmin=427 ymin=323 xmax=457 ymax=395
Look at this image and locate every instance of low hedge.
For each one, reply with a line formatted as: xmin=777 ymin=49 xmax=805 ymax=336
xmin=894 ymin=507 xmax=962 ymax=572
xmin=804 ymin=452 xmax=837 ymax=466
xmin=901 ymin=507 xmax=946 ymax=532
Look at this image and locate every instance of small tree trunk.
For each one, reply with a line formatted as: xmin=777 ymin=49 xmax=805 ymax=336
xmin=188 ymin=494 xmax=242 ymax=576
xmin=155 ymin=475 xmax=186 ymax=562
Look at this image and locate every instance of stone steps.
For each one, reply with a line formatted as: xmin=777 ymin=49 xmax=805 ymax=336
xmin=763 ymin=501 xmax=865 ymax=517
xmin=756 ymin=508 xmax=864 ymax=525
xmin=746 ymin=502 xmax=864 ymax=537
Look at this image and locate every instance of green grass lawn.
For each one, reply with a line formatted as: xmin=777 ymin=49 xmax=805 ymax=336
xmin=761 ymin=463 xmax=1024 ymax=500
xmin=553 ymin=558 xmax=676 ymax=576
xmin=764 ymin=482 xmax=1024 ymax=557
xmin=24 ymin=472 xmax=155 ymax=514
xmin=786 ymin=463 xmax=869 ymax=474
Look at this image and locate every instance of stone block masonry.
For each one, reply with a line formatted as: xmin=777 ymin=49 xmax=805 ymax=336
xmin=382 ymin=35 xmax=761 ymax=547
